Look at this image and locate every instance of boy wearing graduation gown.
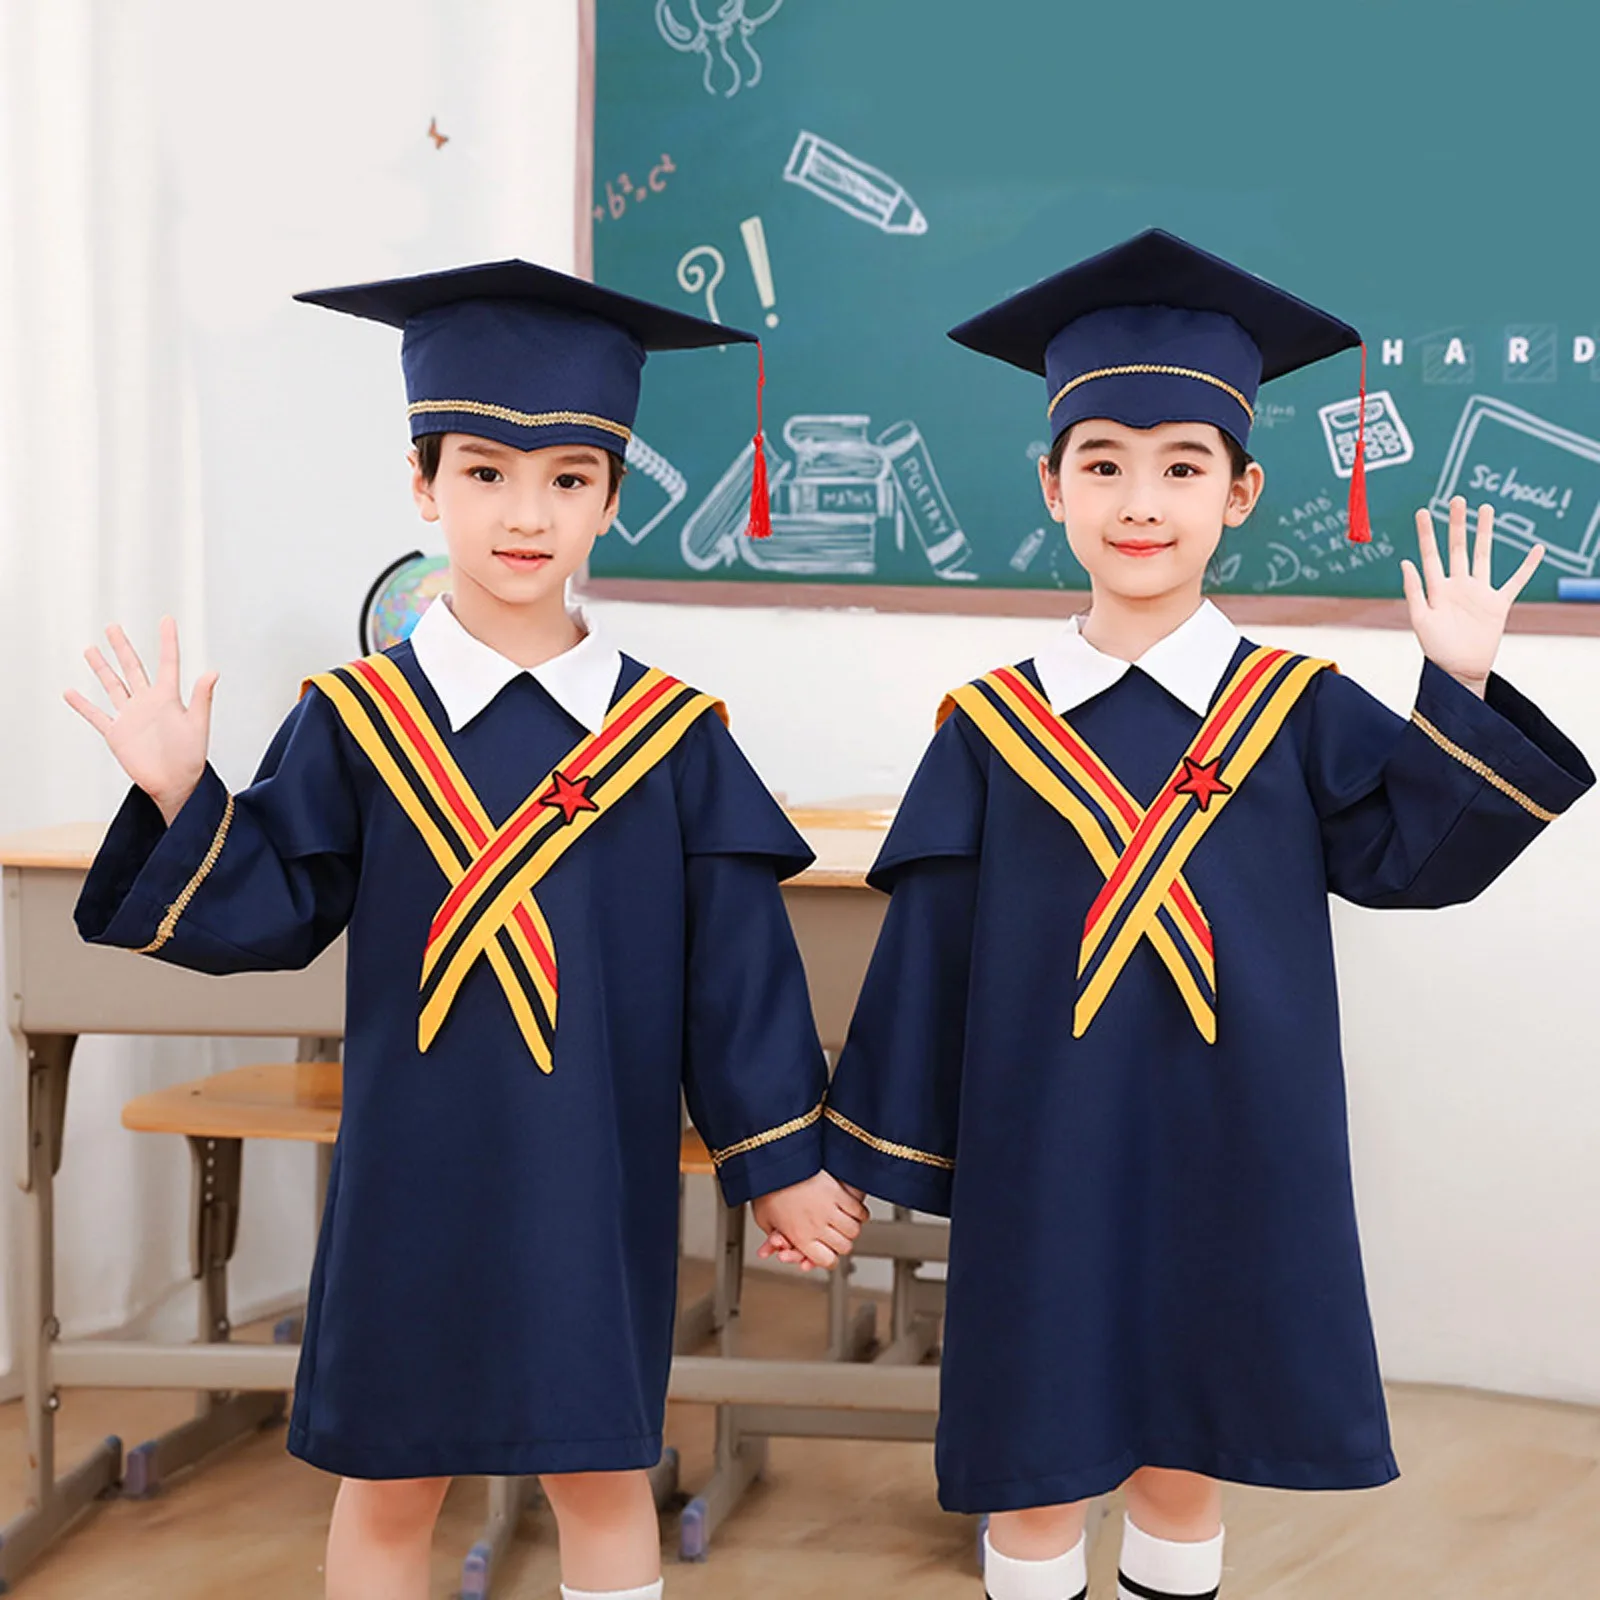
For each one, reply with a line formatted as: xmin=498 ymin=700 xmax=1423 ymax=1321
xmin=814 ymin=232 xmax=1592 ymax=1600
xmin=67 ymin=262 xmax=866 ymax=1600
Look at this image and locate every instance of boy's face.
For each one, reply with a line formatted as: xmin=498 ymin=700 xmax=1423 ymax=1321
xmin=410 ymin=435 xmax=619 ymax=610
xmin=1040 ymin=419 xmax=1264 ymax=602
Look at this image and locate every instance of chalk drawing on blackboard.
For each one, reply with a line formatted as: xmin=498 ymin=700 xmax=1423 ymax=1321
xmin=656 ymin=1 xmax=785 ymax=99
xmin=1011 ymin=528 xmax=1048 ymax=572
xmin=1503 ymin=323 xmax=1558 ymax=384
xmin=1421 ymin=330 xmax=1475 ymax=385
xmin=1429 ymin=395 xmax=1600 ymax=575
xmin=676 ymin=244 xmax=727 ymax=324
xmin=740 ymin=216 xmax=780 ymax=327
xmin=1256 ymin=541 xmax=1308 ymax=592
xmin=613 ymin=436 xmax=687 ymax=547
xmin=782 ymin=132 xmax=928 ymax=236
xmin=1318 ymin=390 xmax=1414 ymax=480
xmin=678 ymin=413 xmax=973 ymax=578
xmin=878 ymin=421 xmax=976 ymax=578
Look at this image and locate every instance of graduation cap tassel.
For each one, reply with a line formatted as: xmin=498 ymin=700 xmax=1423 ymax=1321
xmin=1346 ymin=343 xmax=1372 ymax=544
xmin=746 ymin=341 xmax=772 ymax=539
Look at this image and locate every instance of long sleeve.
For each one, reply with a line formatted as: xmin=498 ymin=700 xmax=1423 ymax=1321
xmin=1309 ymin=660 xmax=1592 ymax=909
xmin=75 ymin=688 xmax=361 ymax=972
xmin=674 ymin=713 xmax=827 ymax=1207
xmin=821 ymin=711 xmax=988 ymax=1216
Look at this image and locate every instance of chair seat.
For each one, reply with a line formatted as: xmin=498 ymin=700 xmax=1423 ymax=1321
xmin=121 ymin=1061 xmax=342 ymax=1144
xmin=124 ymin=1060 xmax=720 ymax=1177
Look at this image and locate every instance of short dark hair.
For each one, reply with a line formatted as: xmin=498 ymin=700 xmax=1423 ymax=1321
xmin=1046 ymin=423 xmax=1253 ymax=480
xmin=413 ymin=433 xmax=627 ymax=502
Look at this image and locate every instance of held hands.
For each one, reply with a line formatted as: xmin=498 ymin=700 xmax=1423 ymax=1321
xmin=752 ymin=1171 xmax=869 ymax=1273
xmin=64 ymin=618 xmax=217 ymax=825
xmin=1402 ymin=496 xmax=1543 ymax=698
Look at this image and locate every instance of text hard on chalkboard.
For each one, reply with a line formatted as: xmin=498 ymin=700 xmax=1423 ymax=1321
xmin=585 ymin=0 xmax=1600 ymax=625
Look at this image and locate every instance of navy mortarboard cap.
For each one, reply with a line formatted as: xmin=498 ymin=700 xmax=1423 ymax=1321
xmin=297 ymin=260 xmax=776 ymax=536
xmin=949 ymin=230 xmax=1373 ymax=541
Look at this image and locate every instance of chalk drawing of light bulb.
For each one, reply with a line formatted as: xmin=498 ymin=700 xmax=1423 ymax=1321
xmin=655 ymin=0 xmax=786 ymax=99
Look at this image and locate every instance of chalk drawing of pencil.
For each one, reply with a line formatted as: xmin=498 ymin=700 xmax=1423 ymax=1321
xmin=783 ymin=130 xmax=928 ymax=236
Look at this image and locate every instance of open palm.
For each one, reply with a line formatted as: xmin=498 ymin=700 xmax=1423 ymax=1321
xmin=64 ymin=618 xmax=217 ymax=823
xmin=1402 ymin=496 xmax=1542 ymax=692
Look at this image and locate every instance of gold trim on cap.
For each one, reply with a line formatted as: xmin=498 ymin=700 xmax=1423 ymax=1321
xmin=1049 ymin=363 xmax=1255 ymax=422
xmin=408 ymin=400 xmax=632 ymax=443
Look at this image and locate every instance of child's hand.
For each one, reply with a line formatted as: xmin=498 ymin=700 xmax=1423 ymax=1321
xmin=1402 ymin=497 xmax=1543 ymax=697
xmin=65 ymin=618 xmax=217 ymax=825
xmin=752 ymin=1171 xmax=869 ymax=1273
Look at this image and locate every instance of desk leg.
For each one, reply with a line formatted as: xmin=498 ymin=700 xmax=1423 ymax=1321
xmin=122 ymin=1136 xmax=285 ymax=1498
xmin=0 ymin=1032 xmax=122 ymax=1590
xmin=679 ymin=1202 xmax=765 ymax=1563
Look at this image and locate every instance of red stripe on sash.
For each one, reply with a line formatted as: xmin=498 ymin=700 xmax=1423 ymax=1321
xmin=428 ymin=671 xmax=683 ymax=943
xmin=348 ymin=659 xmax=557 ymax=986
xmin=352 ymin=659 xmax=487 ymax=848
xmin=1084 ymin=648 xmax=1288 ymax=935
xmin=995 ymin=664 xmax=1214 ymax=958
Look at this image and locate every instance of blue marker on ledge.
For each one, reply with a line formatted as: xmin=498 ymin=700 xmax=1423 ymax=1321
xmin=1557 ymin=578 xmax=1600 ymax=601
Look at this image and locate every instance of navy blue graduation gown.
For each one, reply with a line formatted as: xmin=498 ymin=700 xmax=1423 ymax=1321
xmin=822 ymin=649 xmax=1591 ymax=1514
xmin=77 ymin=647 xmax=827 ymax=1479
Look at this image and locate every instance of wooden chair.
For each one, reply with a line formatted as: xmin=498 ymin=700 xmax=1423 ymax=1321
xmin=118 ymin=1057 xmax=341 ymax=1497
xmin=122 ymin=1061 xmax=742 ymax=1592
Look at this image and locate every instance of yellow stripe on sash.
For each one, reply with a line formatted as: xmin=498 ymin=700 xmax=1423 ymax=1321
xmin=1072 ymin=652 xmax=1329 ymax=1038
xmin=972 ymin=670 xmax=1216 ymax=988
xmin=307 ymin=667 xmax=558 ymax=1069
xmin=946 ymin=680 xmax=1218 ymax=1041
xmin=418 ymin=683 xmax=717 ymax=1051
xmin=420 ymin=665 xmax=687 ymax=976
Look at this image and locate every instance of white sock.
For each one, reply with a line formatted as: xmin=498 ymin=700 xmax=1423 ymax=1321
xmin=983 ymin=1530 xmax=1087 ymax=1600
xmin=560 ymin=1584 xmax=663 ymax=1600
xmin=1117 ymin=1515 xmax=1225 ymax=1598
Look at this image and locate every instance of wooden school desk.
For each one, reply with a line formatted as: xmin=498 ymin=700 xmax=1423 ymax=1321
xmin=0 ymin=810 xmax=944 ymax=1589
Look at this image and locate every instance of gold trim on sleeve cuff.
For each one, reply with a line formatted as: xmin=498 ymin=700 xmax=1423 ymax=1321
xmin=407 ymin=400 xmax=632 ymax=443
xmin=708 ymin=1102 xmax=824 ymax=1166
xmin=133 ymin=793 xmax=236 ymax=955
xmin=823 ymin=1106 xmax=955 ymax=1171
xmin=1411 ymin=711 xmax=1558 ymax=822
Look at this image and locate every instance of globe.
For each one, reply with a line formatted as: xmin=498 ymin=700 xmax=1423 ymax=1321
xmin=360 ymin=552 xmax=451 ymax=653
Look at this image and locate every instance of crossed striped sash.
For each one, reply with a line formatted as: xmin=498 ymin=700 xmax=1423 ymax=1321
xmin=946 ymin=647 xmax=1329 ymax=1042
xmin=307 ymin=654 xmax=721 ymax=1071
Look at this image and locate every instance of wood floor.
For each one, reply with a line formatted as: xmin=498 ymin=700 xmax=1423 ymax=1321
xmin=4 ymin=1266 xmax=1597 ymax=1597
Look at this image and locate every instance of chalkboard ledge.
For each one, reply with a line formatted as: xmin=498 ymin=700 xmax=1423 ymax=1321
xmin=579 ymin=578 xmax=1600 ymax=637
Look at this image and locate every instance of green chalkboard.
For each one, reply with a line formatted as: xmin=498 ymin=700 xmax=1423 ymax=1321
xmin=589 ymin=0 xmax=1600 ymax=607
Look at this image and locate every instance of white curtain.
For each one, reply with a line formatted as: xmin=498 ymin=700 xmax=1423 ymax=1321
xmin=0 ymin=0 xmax=580 ymax=1377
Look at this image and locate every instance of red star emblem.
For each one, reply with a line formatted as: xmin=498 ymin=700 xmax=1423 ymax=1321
xmin=537 ymin=769 xmax=599 ymax=825
xmin=1172 ymin=756 xmax=1232 ymax=811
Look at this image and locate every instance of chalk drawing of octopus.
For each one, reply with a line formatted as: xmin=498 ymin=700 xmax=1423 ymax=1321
xmin=655 ymin=0 xmax=786 ymax=99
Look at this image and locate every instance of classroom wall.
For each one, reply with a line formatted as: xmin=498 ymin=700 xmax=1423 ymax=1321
xmin=7 ymin=0 xmax=1597 ymax=1405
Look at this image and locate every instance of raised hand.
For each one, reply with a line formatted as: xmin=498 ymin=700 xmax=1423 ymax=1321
xmin=752 ymin=1171 xmax=869 ymax=1273
xmin=1401 ymin=496 xmax=1543 ymax=696
xmin=64 ymin=618 xmax=218 ymax=824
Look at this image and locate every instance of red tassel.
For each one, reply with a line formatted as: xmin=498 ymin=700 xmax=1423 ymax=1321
xmin=1347 ymin=342 xmax=1372 ymax=544
xmin=745 ymin=340 xmax=772 ymax=539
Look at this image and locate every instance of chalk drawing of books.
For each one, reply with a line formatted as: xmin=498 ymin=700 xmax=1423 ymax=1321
xmin=656 ymin=1 xmax=785 ymax=99
xmin=612 ymin=435 xmax=687 ymax=546
xmin=1318 ymin=390 xmax=1414 ymax=479
xmin=679 ymin=413 xmax=972 ymax=579
xmin=1429 ymin=395 xmax=1600 ymax=575
xmin=783 ymin=131 xmax=928 ymax=236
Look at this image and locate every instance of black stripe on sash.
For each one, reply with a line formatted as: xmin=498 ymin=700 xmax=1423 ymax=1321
xmin=418 ymin=679 xmax=703 ymax=1013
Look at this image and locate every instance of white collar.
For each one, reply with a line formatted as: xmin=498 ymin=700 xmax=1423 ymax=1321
xmin=407 ymin=596 xmax=623 ymax=734
xmin=1030 ymin=599 xmax=1242 ymax=718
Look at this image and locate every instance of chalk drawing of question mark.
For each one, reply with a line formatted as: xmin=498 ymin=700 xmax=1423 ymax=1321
xmin=676 ymin=245 xmax=726 ymax=324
